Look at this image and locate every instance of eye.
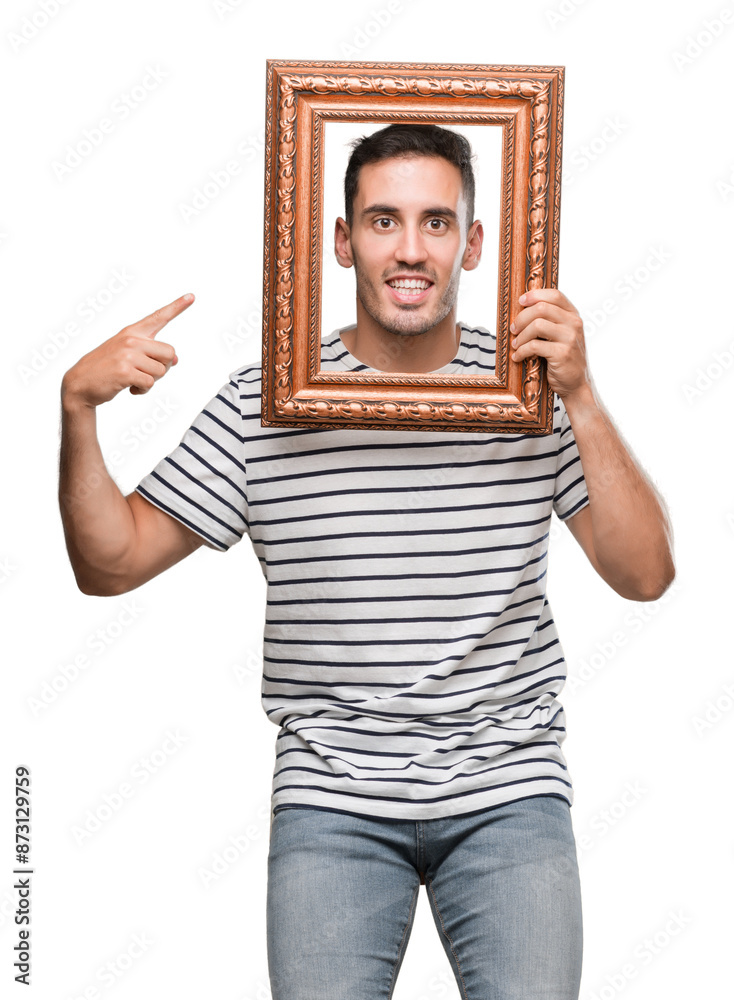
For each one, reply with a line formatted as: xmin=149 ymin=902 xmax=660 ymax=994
xmin=427 ymin=217 xmax=448 ymax=232
xmin=374 ymin=217 xmax=395 ymax=230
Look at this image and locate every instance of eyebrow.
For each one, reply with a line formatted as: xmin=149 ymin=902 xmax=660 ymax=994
xmin=361 ymin=203 xmax=459 ymax=222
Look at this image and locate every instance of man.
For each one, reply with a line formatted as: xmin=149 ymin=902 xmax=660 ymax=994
xmin=59 ymin=124 xmax=674 ymax=1000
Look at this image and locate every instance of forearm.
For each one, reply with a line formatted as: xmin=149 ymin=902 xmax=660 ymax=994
xmin=58 ymin=390 xmax=137 ymax=594
xmin=563 ymin=382 xmax=675 ymax=601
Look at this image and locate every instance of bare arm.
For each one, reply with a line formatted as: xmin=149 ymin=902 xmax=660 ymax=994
xmin=58 ymin=293 xmax=204 ymax=596
xmin=560 ymin=387 xmax=674 ymax=601
xmin=511 ymin=288 xmax=675 ymax=602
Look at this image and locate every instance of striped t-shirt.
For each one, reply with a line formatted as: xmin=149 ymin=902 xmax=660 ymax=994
xmin=136 ymin=323 xmax=589 ymax=821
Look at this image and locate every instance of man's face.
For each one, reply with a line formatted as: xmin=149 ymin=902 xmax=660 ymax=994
xmin=335 ymin=155 xmax=482 ymax=337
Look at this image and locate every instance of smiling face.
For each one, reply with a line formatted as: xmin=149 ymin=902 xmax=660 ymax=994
xmin=334 ymin=154 xmax=483 ymax=340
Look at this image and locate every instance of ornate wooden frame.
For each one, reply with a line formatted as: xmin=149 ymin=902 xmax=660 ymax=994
xmin=261 ymin=60 xmax=564 ymax=434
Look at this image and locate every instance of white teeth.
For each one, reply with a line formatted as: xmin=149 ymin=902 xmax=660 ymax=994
xmin=389 ymin=279 xmax=430 ymax=290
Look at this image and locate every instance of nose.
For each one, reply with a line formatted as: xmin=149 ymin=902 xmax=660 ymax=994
xmin=394 ymin=223 xmax=428 ymax=266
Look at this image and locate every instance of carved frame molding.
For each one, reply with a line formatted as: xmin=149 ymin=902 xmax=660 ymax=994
xmin=261 ymin=60 xmax=564 ymax=434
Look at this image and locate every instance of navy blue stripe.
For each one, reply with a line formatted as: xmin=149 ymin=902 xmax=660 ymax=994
xmin=263 ymin=533 xmax=549 ymax=565
xmin=453 ymin=357 xmax=495 ymax=371
xmin=265 ymin=593 xmax=544 ymax=627
xmin=245 ymin=431 xmax=550 ymax=465
xmin=177 ymin=442 xmax=248 ymax=502
xmin=263 ymin=657 xmax=557 ymax=690
xmin=189 ymin=426 xmax=247 ymax=474
xmin=271 ymin=773 xmax=571 ymax=807
xmin=148 ymin=471 xmax=245 ymax=540
xmin=248 ymin=473 xmax=557 ymax=508
xmin=561 ymin=494 xmax=589 ymax=519
xmin=275 ymin=735 xmax=562 ymax=760
xmin=247 ymin=451 xmax=557 ymax=487
xmin=273 ymin=755 xmax=567 ymax=789
xmin=165 ymin=455 xmax=248 ymax=526
xmin=266 ymin=551 xmax=545 ymax=587
xmin=555 ymin=473 xmax=585 ymax=503
xmin=135 ymin=487 xmax=226 ymax=549
xmin=249 ymin=496 xmax=554 ymax=527
xmin=201 ymin=405 xmax=245 ymax=440
xmin=266 ymin=569 xmax=547 ymax=606
xmin=271 ymin=792 xmax=570 ymax=821
xmin=253 ymin=514 xmax=550 ymax=547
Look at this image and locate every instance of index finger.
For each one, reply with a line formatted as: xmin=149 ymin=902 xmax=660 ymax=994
xmin=134 ymin=293 xmax=195 ymax=338
xmin=518 ymin=287 xmax=576 ymax=313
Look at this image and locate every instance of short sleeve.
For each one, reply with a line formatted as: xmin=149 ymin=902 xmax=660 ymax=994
xmin=552 ymin=395 xmax=590 ymax=521
xmin=135 ymin=376 xmax=248 ymax=551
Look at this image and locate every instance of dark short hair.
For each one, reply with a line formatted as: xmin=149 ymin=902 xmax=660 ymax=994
xmin=344 ymin=123 xmax=475 ymax=228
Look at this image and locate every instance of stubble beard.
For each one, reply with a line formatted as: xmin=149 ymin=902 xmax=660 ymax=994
xmin=352 ymin=253 xmax=461 ymax=338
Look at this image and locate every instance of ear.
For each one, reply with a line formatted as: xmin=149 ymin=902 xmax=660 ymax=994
xmin=334 ymin=217 xmax=354 ymax=269
xmin=461 ymin=219 xmax=484 ymax=272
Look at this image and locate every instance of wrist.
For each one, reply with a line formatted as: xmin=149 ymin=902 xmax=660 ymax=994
xmin=558 ymin=379 xmax=599 ymax=420
xmin=60 ymin=378 xmax=96 ymax=417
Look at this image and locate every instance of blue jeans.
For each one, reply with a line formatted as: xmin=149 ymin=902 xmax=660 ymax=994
xmin=266 ymin=794 xmax=583 ymax=999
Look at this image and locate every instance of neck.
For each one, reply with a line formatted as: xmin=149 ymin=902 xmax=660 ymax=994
xmin=340 ymin=301 xmax=461 ymax=373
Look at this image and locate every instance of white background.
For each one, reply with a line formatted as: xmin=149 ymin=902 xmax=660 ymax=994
xmin=3 ymin=1 xmax=732 ymax=998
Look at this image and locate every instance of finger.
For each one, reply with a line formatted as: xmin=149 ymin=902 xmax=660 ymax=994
xmin=115 ymin=334 xmax=177 ymax=363
xmin=131 ymin=293 xmax=195 ymax=340
xmin=511 ymin=300 xmax=573 ymax=337
xmin=519 ymin=287 xmax=576 ymax=312
xmin=126 ymin=354 xmax=172 ymax=395
xmin=137 ymin=337 xmax=178 ymax=366
xmin=128 ymin=369 xmax=157 ymax=395
xmin=132 ymin=354 xmax=170 ymax=382
xmin=512 ymin=316 xmax=571 ymax=350
xmin=512 ymin=338 xmax=555 ymax=364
